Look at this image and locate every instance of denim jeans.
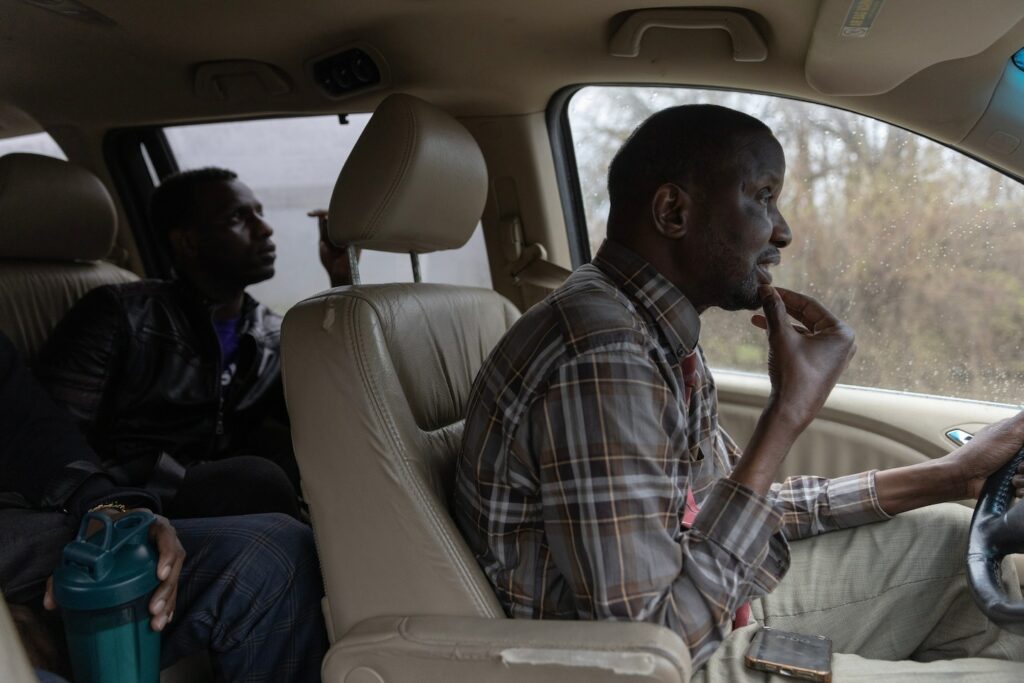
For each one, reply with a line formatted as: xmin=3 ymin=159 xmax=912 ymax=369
xmin=160 ymin=513 xmax=328 ymax=682
xmin=4 ymin=511 xmax=328 ymax=683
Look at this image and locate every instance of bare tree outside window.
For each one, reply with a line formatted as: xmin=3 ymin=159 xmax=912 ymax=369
xmin=569 ymin=87 xmax=1024 ymax=405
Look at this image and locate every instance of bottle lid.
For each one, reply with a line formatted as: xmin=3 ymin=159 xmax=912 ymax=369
xmin=53 ymin=511 xmax=159 ymax=611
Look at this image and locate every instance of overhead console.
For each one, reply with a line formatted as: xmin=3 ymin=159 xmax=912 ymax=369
xmin=311 ymin=45 xmax=389 ymax=100
xmin=805 ymin=0 xmax=1024 ymax=95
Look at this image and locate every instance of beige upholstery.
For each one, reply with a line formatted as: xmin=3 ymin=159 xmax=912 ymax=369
xmin=323 ymin=616 xmax=690 ymax=682
xmin=328 ymin=93 xmax=487 ymax=253
xmin=284 ymin=284 xmax=518 ymax=633
xmin=0 ymin=595 xmax=35 ymax=683
xmin=0 ymin=153 xmax=117 ymax=262
xmin=0 ymin=153 xmax=137 ymax=359
xmin=283 ymin=93 xmax=692 ymax=682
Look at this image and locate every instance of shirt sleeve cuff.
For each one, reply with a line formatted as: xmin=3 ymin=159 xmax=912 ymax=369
xmin=690 ymin=478 xmax=784 ymax=566
xmin=829 ymin=470 xmax=892 ymax=527
xmin=65 ymin=474 xmax=162 ymax=518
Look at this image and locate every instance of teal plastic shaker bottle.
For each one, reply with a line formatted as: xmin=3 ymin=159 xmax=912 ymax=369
xmin=53 ymin=510 xmax=161 ymax=683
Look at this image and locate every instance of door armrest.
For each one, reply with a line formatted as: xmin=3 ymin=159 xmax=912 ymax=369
xmin=324 ymin=615 xmax=692 ymax=682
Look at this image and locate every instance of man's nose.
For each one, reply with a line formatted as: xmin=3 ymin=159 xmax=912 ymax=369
xmin=771 ymin=209 xmax=792 ymax=248
xmin=252 ymin=216 xmax=274 ymax=239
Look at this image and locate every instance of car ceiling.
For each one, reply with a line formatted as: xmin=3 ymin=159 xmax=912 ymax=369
xmin=4 ymin=0 xmax=1024 ymax=174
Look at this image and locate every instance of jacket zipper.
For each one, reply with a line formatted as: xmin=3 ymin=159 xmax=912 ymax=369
xmin=215 ymin=394 xmax=225 ymax=436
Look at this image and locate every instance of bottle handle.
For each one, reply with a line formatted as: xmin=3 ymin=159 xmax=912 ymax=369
xmin=64 ymin=511 xmax=155 ymax=579
xmin=76 ymin=511 xmax=115 ymax=550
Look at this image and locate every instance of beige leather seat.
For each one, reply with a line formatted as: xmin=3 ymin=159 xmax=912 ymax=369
xmin=282 ymin=93 xmax=692 ymax=682
xmin=0 ymin=153 xmax=137 ymax=361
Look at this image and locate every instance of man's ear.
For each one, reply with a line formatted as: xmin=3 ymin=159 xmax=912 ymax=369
xmin=651 ymin=183 xmax=691 ymax=239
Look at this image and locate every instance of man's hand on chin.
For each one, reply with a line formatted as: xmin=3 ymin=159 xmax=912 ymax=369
xmin=731 ymin=285 xmax=856 ymax=494
xmin=750 ymin=285 xmax=856 ymax=431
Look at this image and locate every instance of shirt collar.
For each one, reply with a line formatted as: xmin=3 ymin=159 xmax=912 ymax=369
xmin=592 ymin=239 xmax=701 ymax=358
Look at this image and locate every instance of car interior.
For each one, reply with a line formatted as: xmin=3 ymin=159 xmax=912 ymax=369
xmin=3 ymin=1 xmax=1024 ymax=681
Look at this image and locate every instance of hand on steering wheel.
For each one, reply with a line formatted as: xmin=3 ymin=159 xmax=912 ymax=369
xmin=967 ymin=445 xmax=1024 ymax=634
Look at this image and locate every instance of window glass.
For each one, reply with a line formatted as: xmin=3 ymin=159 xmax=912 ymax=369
xmin=164 ymin=115 xmax=491 ymax=314
xmin=568 ymin=86 xmax=1024 ymax=404
xmin=0 ymin=131 xmax=66 ymax=159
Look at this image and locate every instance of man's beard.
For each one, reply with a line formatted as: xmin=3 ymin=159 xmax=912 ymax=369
xmin=700 ymin=236 xmax=763 ymax=311
xmin=715 ymin=268 xmax=762 ymax=311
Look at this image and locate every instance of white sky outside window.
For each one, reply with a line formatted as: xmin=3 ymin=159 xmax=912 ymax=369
xmin=0 ymin=132 xmax=66 ymax=160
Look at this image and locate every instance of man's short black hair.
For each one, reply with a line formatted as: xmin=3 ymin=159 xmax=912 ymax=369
xmin=150 ymin=167 xmax=238 ymax=236
xmin=607 ymin=104 xmax=770 ymax=224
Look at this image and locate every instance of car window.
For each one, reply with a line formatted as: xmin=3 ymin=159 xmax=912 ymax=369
xmin=0 ymin=131 xmax=66 ymax=159
xmin=164 ymin=115 xmax=491 ymax=314
xmin=567 ymin=86 xmax=1024 ymax=404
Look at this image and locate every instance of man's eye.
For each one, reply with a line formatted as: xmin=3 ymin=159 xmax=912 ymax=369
xmin=757 ymin=189 xmax=773 ymax=205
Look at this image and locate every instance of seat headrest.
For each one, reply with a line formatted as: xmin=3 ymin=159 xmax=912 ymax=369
xmin=0 ymin=153 xmax=117 ymax=261
xmin=328 ymin=94 xmax=488 ymax=254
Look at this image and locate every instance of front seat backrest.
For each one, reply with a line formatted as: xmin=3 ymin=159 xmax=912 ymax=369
xmin=283 ymin=94 xmax=691 ymax=683
xmin=0 ymin=153 xmax=137 ymax=360
xmin=282 ymin=94 xmax=517 ymax=640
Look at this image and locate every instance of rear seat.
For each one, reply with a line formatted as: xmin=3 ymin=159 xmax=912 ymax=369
xmin=0 ymin=153 xmax=137 ymax=361
xmin=0 ymin=153 xmax=216 ymax=680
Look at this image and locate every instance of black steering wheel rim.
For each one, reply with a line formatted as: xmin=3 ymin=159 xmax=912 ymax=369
xmin=966 ymin=445 xmax=1024 ymax=634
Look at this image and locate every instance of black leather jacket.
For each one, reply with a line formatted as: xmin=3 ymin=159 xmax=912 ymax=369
xmin=35 ymin=279 xmax=285 ymax=486
xmin=0 ymin=331 xmax=158 ymax=515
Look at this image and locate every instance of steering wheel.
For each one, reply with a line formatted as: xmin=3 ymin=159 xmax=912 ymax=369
xmin=967 ymin=445 xmax=1024 ymax=634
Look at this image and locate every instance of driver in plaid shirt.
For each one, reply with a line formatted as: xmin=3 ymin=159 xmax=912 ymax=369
xmin=454 ymin=104 xmax=1024 ymax=675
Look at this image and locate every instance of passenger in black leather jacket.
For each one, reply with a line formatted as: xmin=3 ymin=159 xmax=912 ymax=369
xmin=35 ymin=167 xmax=301 ymax=519
xmin=0 ymin=331 xmax=327 ymax=681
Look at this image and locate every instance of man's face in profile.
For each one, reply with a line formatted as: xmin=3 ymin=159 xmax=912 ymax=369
xmin=178 ymin=179 xmax=277 ymax=289
xmin=689 ymin=129 xmax=791 ymax=311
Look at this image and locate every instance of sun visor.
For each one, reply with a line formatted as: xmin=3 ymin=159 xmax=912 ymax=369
xmin=805 ymin=0 xmax=1024 ymax=96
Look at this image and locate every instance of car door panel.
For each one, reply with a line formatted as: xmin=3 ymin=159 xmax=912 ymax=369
xmin=715 ymin=370 xmax=1024 ymax=585
xmin=714 ymin=370 xmax=1019 ymax=481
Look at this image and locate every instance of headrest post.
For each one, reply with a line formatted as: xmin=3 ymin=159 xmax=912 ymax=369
xmin=347 ymin=245 xmax=361 ymax=285
xmin=410 ymin=252 xmax=421 ymax=283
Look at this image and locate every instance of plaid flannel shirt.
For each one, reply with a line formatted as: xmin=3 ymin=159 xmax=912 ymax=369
xmin=454 ymin=239 xmax=891 ymax=669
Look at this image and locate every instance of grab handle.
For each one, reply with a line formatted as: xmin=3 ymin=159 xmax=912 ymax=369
xmin=609 ymin=9 xmax=768 ymax=62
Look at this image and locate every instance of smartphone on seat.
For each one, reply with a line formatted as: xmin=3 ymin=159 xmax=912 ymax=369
xmin=744 ymin=627 xmax=832 ymax=682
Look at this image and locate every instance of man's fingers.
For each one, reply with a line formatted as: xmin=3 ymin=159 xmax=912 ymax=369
xmin=151 ymin=515 xmax=185 ymax=575
xmin=774 ymin=287 xmax=842 ymax=333
xmin=151 ymin=582 xmax=179 ymax=632
xmin=758 ymin=285 xmax=790 ymax=336
xmin=43 ymin=576 xmax=56 ymax=611
xmin=751 ymin=314 xmax=811 ymax=336
xmin=147 ymin=514 xmax=185 ymax=629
